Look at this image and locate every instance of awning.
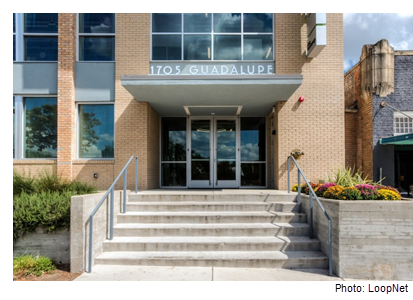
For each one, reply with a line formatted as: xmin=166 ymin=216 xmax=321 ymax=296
xmin=121 ymin=74 xmax=303 ymax=116
xmin=380 ymin=133 xmax=413 ymax=145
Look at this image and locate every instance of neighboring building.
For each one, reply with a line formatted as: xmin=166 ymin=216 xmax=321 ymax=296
xmin=13 ymin=13 xmax=345 ymax=191
xmin=345 ymin=39 xmax=413 ymax=195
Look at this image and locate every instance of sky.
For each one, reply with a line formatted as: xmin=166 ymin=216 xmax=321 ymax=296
xmin=343 ymin=13 xmax=413 ymax=72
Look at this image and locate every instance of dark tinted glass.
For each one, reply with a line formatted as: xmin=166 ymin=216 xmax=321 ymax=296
xmin=184 ymin=13 xmax=211 ymax=32
xmin=79 ymin=37 xmax=115 ymax=61
xmin=243 ymin=35 xmax=273 ymax=60
xmin=152 ymin=35 xmax=181 ymax=60
xmin=79 ymin=104 xmax=114 ymax=158
xmin=213 ymin=13 xmax=241 ymax=33
xmin=241 ymin=117 xmax=265 ymax=161
xmin=243 ymin=13 xmax=273 ymax=32
xmin=162 ymin=163 xmax=186 ymax=186
xmin=161 ymin=118 xmax=186 ymax=161
xmin=25 ymin=97 xmax=57 ymax=158
xmin=25 ymin=37 xmax=58 ymax=61
xmin=13 ymin=13 xmax=15 ymax=32
xmin=241 ymin=163 xmax=266 ymax=186
xmin=79 ymin=13 xmax=115 ymax=33
xmin=13 ymin=35 xmax=16 ymax=61
xmin=184 ymin=35 xmax=211 ymax=60
xmin=152 ymin=13 xmax=181 ymax=32
xmin=213 ymin=35 xmax=241 ymax=60
xmin=24 ymin=13 xmax=58 ymax=33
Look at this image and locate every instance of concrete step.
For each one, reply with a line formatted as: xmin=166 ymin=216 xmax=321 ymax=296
xmin=128 ymin=191 xmax=297 ymax=203
xmin=117 ymin=211 xmax=307 ymax=224
xmin=113 ymin=223 xmax=310 ymax=237
xmin=126 ymin=202 xmax=299 ymax=212
xmin=94 ymin=250 xmax=328 ymax=269
xmin=102 ymin=236 xmax=321 ymax=252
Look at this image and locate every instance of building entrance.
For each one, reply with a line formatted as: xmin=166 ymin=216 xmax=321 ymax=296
xmin=189 ymin=117 xmax=238 ymax=188
xmin=160 ymin=116 xmax=266 ymax=188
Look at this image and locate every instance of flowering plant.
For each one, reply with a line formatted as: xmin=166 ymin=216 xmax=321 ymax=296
xmin=374 ymin=185 xmax=401 ymax=196
xmin=337 ymin=187 xmax=362 ymax=200
xmin=315 ymin=183 xmax=336 ymax=197
xmin=355 ymin=184 xmax=378 ymax=200
xmin=377 ymin=189 xmax=401 ymax=200
xmin=304 ymin=182 xmax=322 ymax=195
xmin=323 ymin=185 xmax=344 ymax=199
xmin=291 ymin=183 xmax=306 ymax=193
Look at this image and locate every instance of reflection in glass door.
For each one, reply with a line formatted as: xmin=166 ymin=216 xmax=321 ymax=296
xmin=189 ymin=119 xmax=212 ymax=188
xmin=215 ymin=119 xmax=238 ymax=188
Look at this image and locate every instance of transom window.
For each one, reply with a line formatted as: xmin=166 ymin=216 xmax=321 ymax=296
xmin=151 ymin=13 xmax=273 ymax=61
xmin=394 ymin=112 xmax=413 ymax=135
xmin=78 ymin=13 xmax=116 ymax=61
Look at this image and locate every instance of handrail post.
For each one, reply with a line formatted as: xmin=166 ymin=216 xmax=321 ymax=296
xmin=88 ymin=216 xmax=93 ymax=273
xmin=309 ymin=192 xmax=314 ymax=239
xmin=123 ymin=168 xmax=127 ymax=214
xmin=297 ymin=169 xmax=301 ymax=212
xmin=135 ymin=157 xmax=138 ymax=193
xmin=109 ymin=188 xmax=114 ymax=240
xmin=329 ymin=220 xmax=332 ymax=276
xmin=287 ymin=157 xmax=290 ymax=193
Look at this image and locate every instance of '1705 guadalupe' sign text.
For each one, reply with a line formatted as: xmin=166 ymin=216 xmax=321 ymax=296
xmin=150 ymin=62 xmax=274 ymax=76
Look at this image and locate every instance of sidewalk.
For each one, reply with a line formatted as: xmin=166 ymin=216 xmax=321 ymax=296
xmin=75 ymin=265 xmax=344 ymax=281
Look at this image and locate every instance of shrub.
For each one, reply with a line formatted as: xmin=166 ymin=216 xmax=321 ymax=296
xmin=377 ymin=189 xmax=402 ymax=200
xmin=13 ymin=255 xmax=56 ymax=277
xmin=326 ymin=166 xmax=372 ymax=187
xmin=323 ymin=185 xmax=344 ymax=199
xmin=355 ymin=184 xmax=378 ymax=200
xmin=315 ymin=183 xmax=336 ymax=197
xmin=338 ymin=187 xmax=363 ymax=200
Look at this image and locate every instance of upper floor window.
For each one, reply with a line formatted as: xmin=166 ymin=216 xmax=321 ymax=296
xmin=78 ymin=13 xmax=116 ymax=61
xmin=394 ymin=112 xmax=413 ymax=135
xmin=151 ymin=13 xmax=273 ymax=61
xmin=24 ymin=13 xmax=58 ymax=61
xmin=13 ymin=14 xmax=16 ymax=61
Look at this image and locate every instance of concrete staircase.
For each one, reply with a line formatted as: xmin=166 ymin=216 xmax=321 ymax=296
xmin=94 ymin=190 xmax=328 ymax=269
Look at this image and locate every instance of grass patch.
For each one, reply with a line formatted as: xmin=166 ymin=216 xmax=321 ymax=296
xmin=13 ymin=255 xmax=56 ymax=277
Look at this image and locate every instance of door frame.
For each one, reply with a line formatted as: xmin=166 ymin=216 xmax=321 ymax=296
xmin=187 ymin=116 xmax=240 ymax=188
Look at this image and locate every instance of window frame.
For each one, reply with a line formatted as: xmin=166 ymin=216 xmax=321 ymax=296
xmin=77 ymin=13 xmax=116 ymax=62
xmin=394 ymin=111 xmax=413 ymax=136
xmin=22 ymin=13 xmax=59 ymax=62
xmin=14 ymin=95 xmax=58 ymax=160
xmin=150 ymin=13 xmax=274 ymax=62
xmin=76 ymin=102 xmax=115 ymax=160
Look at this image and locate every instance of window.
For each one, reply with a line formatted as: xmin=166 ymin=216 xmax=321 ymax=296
xmin=24 ymin=97 xmax=57 ymax=158
xmin=394 ymin=112 xmax=413 ymax=135
xmin=78 ymin=13 xmax=115 ymax=61
xmin=78 ymin=104 xmax=114 ymax=158
xmin=151 ymin=13 xmax=273 ymax=61
xmin=24 ymin=13 xmax=58 ymax=61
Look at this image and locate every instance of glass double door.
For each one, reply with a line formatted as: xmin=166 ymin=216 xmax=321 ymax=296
xmin=189 ymin=117 xmax=239 ymax=188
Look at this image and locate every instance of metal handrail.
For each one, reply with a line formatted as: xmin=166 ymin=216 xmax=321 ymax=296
xmin=287 ymin=155 xmax=333 ymax=276
xmin=87 ymin=155 xmax=138 ymax=273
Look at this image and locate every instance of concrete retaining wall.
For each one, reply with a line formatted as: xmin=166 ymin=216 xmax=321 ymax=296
xmin=301 ymin=195 xmax=413 ymax=280
xmin=13 ymin=228 xmax=70 ymax=264
xmin=70 ymin=191 xmax=125 ymax=273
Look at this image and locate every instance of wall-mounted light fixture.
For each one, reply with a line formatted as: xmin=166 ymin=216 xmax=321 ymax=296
xmin=93 ymin=173 xmax=98 ymax=179
xmin=298 ymin=96 xmax=305 ymax=103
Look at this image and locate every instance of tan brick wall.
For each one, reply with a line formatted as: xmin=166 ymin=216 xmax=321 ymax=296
xmin=274 ymin=13 xmax=345 ymax=190
xmin=13 ymin=161 xmax=57 ymax=178
xmin=72 ymin=160 xmax=115 ymax=191
xmin=57 ymin=13 xmax=76 ymax=181
xmin=114 ymin=13 xmax=159 ymax=190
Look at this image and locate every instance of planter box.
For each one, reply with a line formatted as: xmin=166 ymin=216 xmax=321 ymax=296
xmin=13 ymin=228 xmax=70 ymax=265
xmin=301 ymin=194 xmax=413 ymax=280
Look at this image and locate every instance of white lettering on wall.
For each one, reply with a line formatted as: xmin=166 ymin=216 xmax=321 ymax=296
xmin=150 ymin=63 xmax=275 ymax=75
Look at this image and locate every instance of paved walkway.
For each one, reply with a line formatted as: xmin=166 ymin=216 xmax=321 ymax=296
xmin=75 ymin=265 xmax=345 ymax=281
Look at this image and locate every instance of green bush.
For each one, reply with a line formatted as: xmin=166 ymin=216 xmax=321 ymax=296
xmin=325 ymin=166 xmax=373 ymax=187
xmin=13 ymin=170 xmax=97 ymax=240
xmin=13 ymin=255 xmax=56 ymax=276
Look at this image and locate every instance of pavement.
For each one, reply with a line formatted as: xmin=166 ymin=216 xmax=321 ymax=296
xmin=75 ymin=265 xmax=347 ymax=281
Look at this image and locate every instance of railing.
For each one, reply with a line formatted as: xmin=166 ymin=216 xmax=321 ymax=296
xmin=87 ymin=155 xmax=138 ymax=273
xmin=287 ymin=155 xmax=333 ymax=276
